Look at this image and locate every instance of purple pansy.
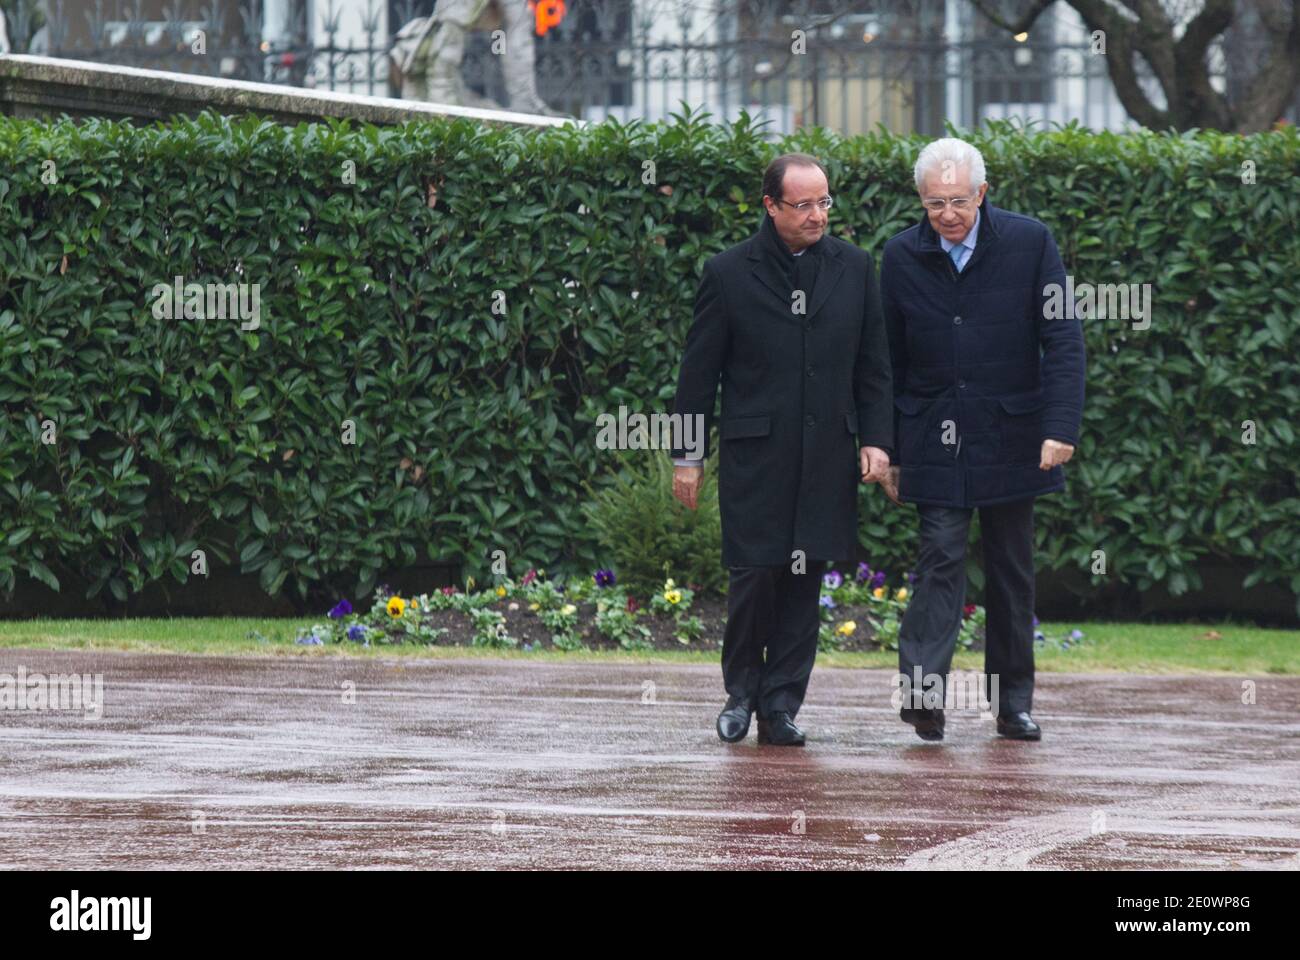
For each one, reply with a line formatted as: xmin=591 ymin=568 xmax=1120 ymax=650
xmin=328 ymin=599 xmax=353 ymax=619
xmin=594 ymin=569 xmax=617 ymax=588
xmin=823 ymin=570 xmax=843 ymax=590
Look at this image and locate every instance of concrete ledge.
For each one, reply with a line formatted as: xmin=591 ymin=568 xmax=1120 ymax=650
xmin=0 ymin=54 xmax=579 ymax=128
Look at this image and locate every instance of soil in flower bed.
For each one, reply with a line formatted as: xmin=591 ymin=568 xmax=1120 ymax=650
xmin=401 ymin=596 xmax=958 ymax=653
xmin=421 ymin=596 xmax=730 ymax=651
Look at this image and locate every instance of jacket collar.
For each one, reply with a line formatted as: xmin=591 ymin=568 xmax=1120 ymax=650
xmin=746 ymin=216 xmax=845 ymax=323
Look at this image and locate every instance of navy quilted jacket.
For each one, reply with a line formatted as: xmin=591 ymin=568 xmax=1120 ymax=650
xmin=881 ymin=200 xmax=1085 ymax=507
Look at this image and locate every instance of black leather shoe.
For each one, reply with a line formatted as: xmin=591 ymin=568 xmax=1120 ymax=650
xmin=996 ymin=711 xmax=1042 ymax=740
xmin=757 ymin=711 xmax=805 ymax=746
xmin=716 ymin=696 xmax=755 ymax=742
xmin=900 ymin=706 xmax=945 ymax=741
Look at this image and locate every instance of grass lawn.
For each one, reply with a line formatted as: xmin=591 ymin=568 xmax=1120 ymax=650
xmin=0 ymin=619 xmax=1295 ymax=674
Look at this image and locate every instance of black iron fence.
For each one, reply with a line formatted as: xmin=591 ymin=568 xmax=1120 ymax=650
xmin=3 ymin=0 xmax=1296 ymax=135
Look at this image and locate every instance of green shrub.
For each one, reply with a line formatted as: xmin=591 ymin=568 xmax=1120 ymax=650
xmin=0 ymin=109 xmax=1295 ymax=614
xmin=586 ymin=452 xmax=726 ymax=597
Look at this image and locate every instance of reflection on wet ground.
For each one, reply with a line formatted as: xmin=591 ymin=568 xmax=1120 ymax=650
xmin=0 ymin=651 xmax=1296 ymax=869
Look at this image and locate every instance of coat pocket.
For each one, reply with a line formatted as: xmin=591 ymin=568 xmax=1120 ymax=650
xmin=720 ymin=414 xmax=772 ymax=440
xmin=893 ymin=395 xmax=924 ymax=416
xmin=894 ymin=394 xmax=947 ymax=466
xmin=997 ymin=390 xmax=1045 ymax=464
xmin=720 ymin=414 xmax=771 ymax=472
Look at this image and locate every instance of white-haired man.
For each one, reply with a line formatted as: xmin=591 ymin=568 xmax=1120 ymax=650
xmin=880 ymin=137 xmax=1086 ymax=742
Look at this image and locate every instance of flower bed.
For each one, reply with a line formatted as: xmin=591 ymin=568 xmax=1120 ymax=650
xmin=295 ymin=565 xmax=1087 ymax=654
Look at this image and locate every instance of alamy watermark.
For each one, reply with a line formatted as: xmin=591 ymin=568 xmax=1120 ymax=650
xmin=891 ymin=668 xmax=999 ymax=712
xmin=149 ymin=275 xmax=261 ymax=330
xmin=1043 ymin=275 xmax=1151 ymax=330
xmin=595 ymin=406 xmax=705 ymax=458
xmin=50 ymin=890 xmax=150 ymax=940
xmin=0 ymin=666 xmax=103 ymax=720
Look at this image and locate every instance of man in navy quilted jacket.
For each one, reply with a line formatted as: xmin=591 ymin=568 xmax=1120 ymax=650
xmin=880 ymin=137 xmax=1086 ymax=743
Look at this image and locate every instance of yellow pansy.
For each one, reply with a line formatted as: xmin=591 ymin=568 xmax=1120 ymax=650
xmin=836 ymin=621 xmax=856 ymax=636
xmin=561 ymin=604 xmax=577 ymax=616
xmin=895 ymin=588 xmax=908 ymax=601
xmin=665 ymin=590 xmax=682 ymax=604
xmin=528 ymin=602 xmax=540 ymax=611
xmin=872 ymin=587 xmax=885 ymax=599
xmin=386 ymin=596 xmax=406 ymax=617
xmin=496 ymin=585 xmax=507 ymax=597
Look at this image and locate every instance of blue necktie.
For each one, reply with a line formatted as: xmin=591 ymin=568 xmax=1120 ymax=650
xmin=949 ymin=242 xmax=966 ymax=272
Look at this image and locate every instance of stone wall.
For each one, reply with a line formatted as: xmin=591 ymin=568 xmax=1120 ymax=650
xmin=0 ymin=54 xmax=575 ymax=128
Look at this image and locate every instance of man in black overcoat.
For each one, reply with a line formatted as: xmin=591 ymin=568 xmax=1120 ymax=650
xmin=670 ymin=153 xmax=894 ymax=746
xmin=880 ymin=137 xmax=1086 ymax=742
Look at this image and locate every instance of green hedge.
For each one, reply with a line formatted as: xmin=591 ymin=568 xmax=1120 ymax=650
xmin=0 ymin=110 xmax=1296 ymax=613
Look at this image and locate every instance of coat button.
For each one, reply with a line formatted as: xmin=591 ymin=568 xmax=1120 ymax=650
xmin=805 ymin=414 xmax=816 ymax=426
xmin=953 ymin=315 xmax=962 ymax=324
xmin=958 ymin=380 xmax=967 ymax=389
xmin=803 ymin=321 xmax=812 ymax=331
xmin=806 ymin=366 xmax=815 ymax=378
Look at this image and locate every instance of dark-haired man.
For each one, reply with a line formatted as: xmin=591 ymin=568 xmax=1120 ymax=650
xmin=670 ymin=153 xmax=894 ymax=746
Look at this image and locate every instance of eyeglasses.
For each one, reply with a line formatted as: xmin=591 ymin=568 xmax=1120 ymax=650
xmin=922 ymin=195 xmax=977 ymax=212
xmin=775 ymin=196 xmax=833 ymax=213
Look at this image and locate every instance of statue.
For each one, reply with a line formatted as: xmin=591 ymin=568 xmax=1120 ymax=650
xmin=391 ymin=0 xmax=567 ymax=116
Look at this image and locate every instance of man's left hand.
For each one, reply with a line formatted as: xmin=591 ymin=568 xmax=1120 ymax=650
xmin=860 ymin=446 xmax=890 ymax=483
xmin=1040 ymin=439 xmax=1075 ymax=470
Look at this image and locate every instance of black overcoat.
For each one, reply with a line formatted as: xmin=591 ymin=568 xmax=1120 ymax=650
xmin=671 ymin=219 xmax=893 ymax=567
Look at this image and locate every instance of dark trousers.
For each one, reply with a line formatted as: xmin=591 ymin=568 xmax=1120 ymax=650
xmin=721 ymin=563 xmax=823 ymax=718
xmin=898 ymin=498 xmax=1036 ymax=716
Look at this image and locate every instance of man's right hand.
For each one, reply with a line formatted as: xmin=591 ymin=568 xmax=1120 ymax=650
xmin=882 ymin=465 xmax=903 ymax=506
xmin=673 ymin=464 xmax=704 ymax=510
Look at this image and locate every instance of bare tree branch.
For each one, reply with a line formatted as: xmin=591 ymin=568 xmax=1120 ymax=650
xmin=965 ymin=0 xmax=1057 ymax=35
xmin=1070 ymin=0 xmax=1175 ymax=125
xmin=967 ymin=0 xmax=1299 ymax=131
xmin=1173 ymin=0 xmax=1234 ymax=128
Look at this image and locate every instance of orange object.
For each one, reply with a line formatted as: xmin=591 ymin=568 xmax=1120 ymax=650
xmin=528 ymin=0 xmax=566 ymax=35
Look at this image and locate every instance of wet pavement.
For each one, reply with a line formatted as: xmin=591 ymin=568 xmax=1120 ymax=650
xmin=0 ymin=650 xmax=1297 ymax=869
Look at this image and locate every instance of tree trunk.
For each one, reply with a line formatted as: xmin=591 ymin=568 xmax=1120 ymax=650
xmin=968 ymin=0 xmax=1299 ymax=133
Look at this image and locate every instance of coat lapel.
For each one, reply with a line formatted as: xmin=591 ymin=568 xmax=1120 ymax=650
xmin=745 ymin=234 xmax=845 ymax=324
xmin=747 ymin=236 xmax=790 ymax=308
xmin=804 ymin=243 xmax=844 ymax=322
